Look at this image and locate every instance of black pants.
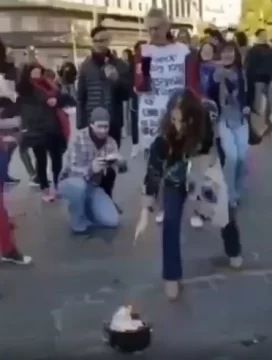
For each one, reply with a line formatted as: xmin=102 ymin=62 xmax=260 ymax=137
xmin=32 ymin=135 xmax=64 ymax=190
xmin=130 ymin=110 xmax=139 ymax=145
xmin=100 ymin=167 xmax=116 ymax=198
xmin=217 ymin=137 xmax=241 ymax=257
xmin=109 ymin=124 xmax=122 ymax=149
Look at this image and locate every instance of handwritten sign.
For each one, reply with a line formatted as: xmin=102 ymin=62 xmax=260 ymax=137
xmin=138 ymin=43 xmax=189 ymax=149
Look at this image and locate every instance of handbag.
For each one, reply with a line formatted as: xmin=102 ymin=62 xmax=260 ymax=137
xmin=187 ymin=154 xmax=229 ymax=228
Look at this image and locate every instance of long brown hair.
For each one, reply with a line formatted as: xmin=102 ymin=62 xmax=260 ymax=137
xmin=220 ymin=40 xmax=243 ymax=69
xmin=159 ymin=88 xmax=206 ymax=158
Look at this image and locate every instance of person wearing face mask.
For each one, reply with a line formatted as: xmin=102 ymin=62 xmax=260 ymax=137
xmin=208 ymin=41 xmax=249 ymax=208
xmin=58 ymin=107 xmax=121 ymax=234
xmin=135 ymin=88 xmax=243 ymax=301
xmin=76 ymin=26 xmax=130 ymax=148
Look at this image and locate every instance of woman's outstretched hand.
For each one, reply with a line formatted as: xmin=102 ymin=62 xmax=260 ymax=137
xmin=134 ymin=208 xmax=149 ymax=246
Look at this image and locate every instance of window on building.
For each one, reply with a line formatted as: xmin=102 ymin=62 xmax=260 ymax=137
xmin=21 ymin=16 xmax=39 ymax=31
xmin=47 ymin=18 xmax=69 ymax=32
xmin=198 ymin=0 xmax=202 ymax=17
xmin=181 ymin=0 xmax=185 ymax=17
xmin=152 ymin=0 xmax=157 ymax=6
xmin=161 ymin=0 xmax=167 ymax=15
xmin=139 ymin=1 xmax=142 ymax=11
xmin=116 ymin=0 xmax=121 ymax=7
xmin=169 ymin=0 xmax=174 ymax=19
xmin=186 ymin=0 xmax=191 ymax=17
xmin=175 ymin=0 xmax=180 ymax=17
xmin=128 ymin=0 xmax=132 ymax=9
xmin=0 ymin=14 xmax=11 ymax=32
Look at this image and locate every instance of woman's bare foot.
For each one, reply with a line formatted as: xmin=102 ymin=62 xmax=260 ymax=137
xmin=164 ymin=280 xmax=179 ymax=301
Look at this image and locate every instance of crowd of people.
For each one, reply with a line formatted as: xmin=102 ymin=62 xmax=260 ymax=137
xmin=0 ymin=6 xmax=272 ymax=301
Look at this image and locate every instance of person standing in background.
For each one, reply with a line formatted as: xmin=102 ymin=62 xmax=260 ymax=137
xmin=0 ymin=137 xmax=32 ymax=265
xmin=121 ymin=49 xmax=134 ymax=141
xmin=245 ymin=28 xmax=272 ymax=119
xmin=0 ymin=45 xmax=21 ymax=185
xmin=134 ymin=7 xmax=194 ymax=225
xmin=204 ymin=28 xmax=225 ymax=59
xmin=57 ymin=61 xmax=77 ymax=102
xmin=234 ymin=31 xmax=249 ymax=63
xmin=130 ymin=41 xmax=146 ymax=158
xmin=188 ymin=41 xmax=217 ymax=229
xmin=76 ymin=26 xmax=130 ymax=148
xmin=17 ymin=63 xmax=68 ymax=202
xmin=208 ymin=41 xmax=249 ymax=208
xmin=112 ymin=49 xmax=118 ymax=59
xmin=0 ymin=41 xmax=32 ymax=265
xmin=14 ymin=46 xmax=40 ymax=186
xmin=176 ymin=28 xmax=191 ymax=46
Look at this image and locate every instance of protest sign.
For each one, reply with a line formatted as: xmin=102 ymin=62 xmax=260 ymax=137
xmin=138 ymin=43 xmax=189 ymax=149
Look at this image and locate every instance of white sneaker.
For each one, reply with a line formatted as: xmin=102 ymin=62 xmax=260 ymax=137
xmin=164 ymin=280 xmax=179 ymax=301
xmin=229 ymin=256 xmax=243 ymax=269
xmin=2 ymin=249 xmax=33 ymax=265
xmin=41 ymin=189 xmax=55 ymax=202
xmin=122 ymin=127 xmax=127 ymax=139
xmin=29 ymin=176 xmax=40 ymax=187
xmin=190 ymin=215 xmax=204 ymax=228
xmin=155 ymin=211 xmax=164 ymax=224
xmin=131 ymin=145 xmax=139 ymax=158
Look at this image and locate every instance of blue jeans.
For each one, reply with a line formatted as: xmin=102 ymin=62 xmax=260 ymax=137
xmin=58 ymin=177 xmax=119 ymax=232
xmin=162 ymin=186 xmax=187 ymax=281
xmin=218 ymin=121 xmax=248 ymax=206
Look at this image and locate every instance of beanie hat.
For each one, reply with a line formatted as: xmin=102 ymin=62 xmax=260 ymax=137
xmin=90 ymin=107 xmax=110 ymax=124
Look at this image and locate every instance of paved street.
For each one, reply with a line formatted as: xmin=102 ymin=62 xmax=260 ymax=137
xmin=1 ymin=137 xmax=272 ymax=360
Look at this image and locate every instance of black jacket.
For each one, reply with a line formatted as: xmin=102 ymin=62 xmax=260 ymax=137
xmin=144 ymin=110 xmax=214 ymax=197
xmin=245 ymin=44 xmax=272 ymax=84
xmin=19 ymin=88 xmax=62 ymax=147
xmin=76 ymin=54 xmax=130 ymax=130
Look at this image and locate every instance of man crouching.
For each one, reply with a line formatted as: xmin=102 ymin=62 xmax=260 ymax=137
xmin=58 ymin=107 xmax=122 ymax=234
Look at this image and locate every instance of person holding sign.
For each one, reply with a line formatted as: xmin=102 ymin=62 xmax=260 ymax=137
xmin=134 ymin=7 xmax=195 ymax=224
xmin=135 ymin=89 xmax=243 ymax=301
xmin=134 ymin=7 xmax=196 ymax=150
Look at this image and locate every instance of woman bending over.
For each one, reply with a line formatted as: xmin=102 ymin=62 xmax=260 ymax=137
xmin=135 ymin=89 xmax=243 ymax=301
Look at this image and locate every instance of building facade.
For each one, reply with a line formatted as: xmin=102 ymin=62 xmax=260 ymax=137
xmin=0 ymin=0 xmax=200 ymax=66
xmin=200 ymin=0 xmax=242 ymax=28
